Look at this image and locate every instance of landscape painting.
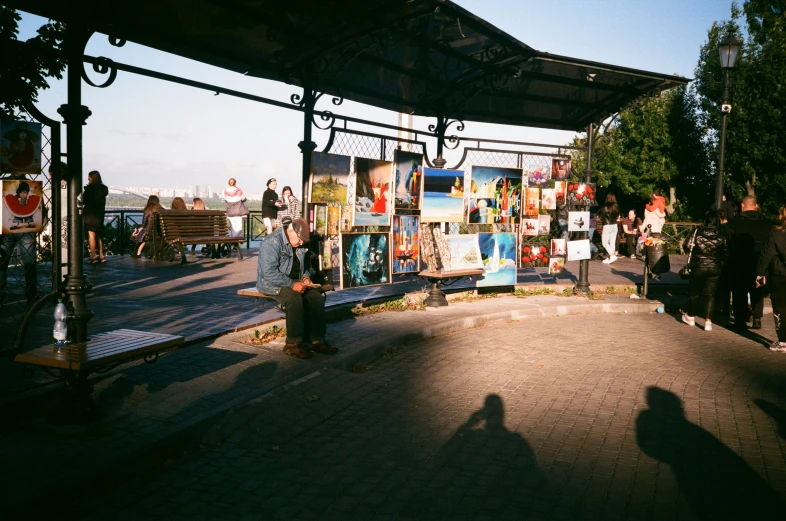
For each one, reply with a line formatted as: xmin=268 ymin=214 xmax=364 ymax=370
xmin=444 ymin=234 xmax=484 ymax=270
xmin=392 ymin=215 xmax=420 ymax=274
xmin=353 ymin=158 xmax=393 ymax=226
xmin=477 ymin=232 xmax=517 ymax=287
xmin=394 ymin=150 xmax=423 ymax=210
xmin=309 ymin=152 xmax=351 ymax=204
xmin=421 ymin=167 xmax=465 ymax=223
xmin=467 ymin=166 xmax=523 ymax=224
xmin=341 ymin=232 xmax=390 ymax=289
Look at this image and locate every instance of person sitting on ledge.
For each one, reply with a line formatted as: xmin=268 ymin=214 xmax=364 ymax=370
xmin=256 ymin=217 xmax=337 ymax=359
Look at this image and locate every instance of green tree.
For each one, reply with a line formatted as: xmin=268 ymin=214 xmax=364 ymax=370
xmin=0 ymin=7 xmax=66 ymax=119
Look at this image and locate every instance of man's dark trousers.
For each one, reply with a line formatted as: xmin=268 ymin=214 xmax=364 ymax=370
xmin=275 ymin=287 xmax=326 ymax=344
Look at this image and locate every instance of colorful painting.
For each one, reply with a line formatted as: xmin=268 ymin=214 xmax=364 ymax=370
xmin=321 ymin=239 xmax=333 ymax=270
xmin=552 ymin=158 xmax=571 ymax=180
xmin=541 ymin=188 xmax=556 ymax=210
xmin=314 ymin=205 xmax=327 ymax=236
xmin=477 ymin=233 xmax=517 ymax=287
xmin=394 ymin=150 xmax=423 ymax=210
xmin=467 ymin=166 xmax=523 ymax=224
xmin=339 ymin=203 xmax=353 ymax=232
xmin=548 ymin=257 xmax=566 ymax=275
xmin=392 ymin=215 xmax=420 ymax=274
xmin=421 ymin=167 xmax=465 ymax=223
xmin=521 ymin=218 xmax=539 ymax=237
xmin=527 ymin=165 xmax=551 ymax=187
xmin=521 ymin=243 xmax=549 ymax=268
xmin=309 ymin=152 xmax=351 ymax=204
xmin=538 ymin=215 xmax=551 ymax=236
xmin=1 ymin=120 xmax=42 ymax=176
xmin=353 ymin=158 xmax=393 ymax=226
xmin=444 ymin=234 xmax=483 ymax=270
xmin=566 ymin=182 xmax=597 ymax=208
xmin=567 ymin=239 xmax=592 ymax=261
xmin=554 ymin=181 xmax=567 ymax=204
xmin=340 ymin=232 xmax=390 ymax=289
xmin=551 ymin=238 xmax=567 ymax=256
xmin=568 ymin=211 xmax=590 ymax=232
xmin=524 ymin=187 xmax=540 ymax=216
xmin=1 ymin=179 xmax=44 ymax=234
xmin=327 ymin=206 xmax=340 ymax=236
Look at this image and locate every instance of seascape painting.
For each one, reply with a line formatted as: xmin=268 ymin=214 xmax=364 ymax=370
xmin=467 ymin=166 xmax=523 ymax=224
xmin=444 ymin=234 xmax=484 ymax=271
xmin=353 ymin=158 xmax=393 ymax=226
xmin=309 ymin=152 xmax=351 ymax=204
xmin=477 ymin=232 xmax=517 ymax=287
xmin=392 ymin=215 xmax=420 ymax=274
xmin=421 ymin=167 xmax=465 ymax=223
xmin=341 ymin=232 xmax=390 ymax=289
xmin=394 ymin=150 xmax=423 ymax=210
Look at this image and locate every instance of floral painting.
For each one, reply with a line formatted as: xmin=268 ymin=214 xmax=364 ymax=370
xmin=521 ymin=243 xmax=548 ymax=268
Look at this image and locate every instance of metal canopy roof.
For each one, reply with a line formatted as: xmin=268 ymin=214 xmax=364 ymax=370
xmin=8 ymin=0 xmax=690 ymax=131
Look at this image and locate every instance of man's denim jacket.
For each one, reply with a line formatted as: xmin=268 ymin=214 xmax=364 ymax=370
xmin=256 ymin=228 xmax=313 ymax=295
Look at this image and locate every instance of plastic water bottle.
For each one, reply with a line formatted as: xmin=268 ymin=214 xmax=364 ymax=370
xmin=53 ymin=299 xmax=68 ymax=347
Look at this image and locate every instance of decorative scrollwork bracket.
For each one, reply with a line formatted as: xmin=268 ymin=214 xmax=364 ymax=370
xmin=290 ymin=90 xmax=344 ymax=131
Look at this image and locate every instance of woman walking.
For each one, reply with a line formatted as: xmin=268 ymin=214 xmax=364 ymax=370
xmin=222 ymin=178 xmax=248 ymax=238
xmin=598 ymin=193 xmax=620 ymax=264
xmin=83 ymin=170 xmax=109 ymax=263
xmin=756 ymin=206 xmax=786 ymax=351
xmin=681 ymin=211 xmax=728 ymax=332
xmin=275 ymin=185 xmax=301 ymax=227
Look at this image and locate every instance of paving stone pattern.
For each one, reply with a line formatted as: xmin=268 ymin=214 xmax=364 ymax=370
xmin=15 ymin=312 xmax=786 ymax=521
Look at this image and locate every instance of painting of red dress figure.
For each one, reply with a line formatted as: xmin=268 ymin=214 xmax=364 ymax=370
xmin=2 ymin=179 xmax=44 ymax=234
xmin=394 ymin=150 xmax=423 ymax=210
xmin=353 ymin=158 xmax=393 ymax=226
xmin=467 ymin=166 xmax=523 ymax=224
xmin=551 ymin=158 xmax=571 ymax=180
xmin=1 ymin=120 xmax=42 ymax=177
xmin=566 ymin=183 xmax=597 ymax=208
xmin=521 ymin=243 xmax=548 ymax=268
xmin=392 ymin=215 xmax=420 ymax=274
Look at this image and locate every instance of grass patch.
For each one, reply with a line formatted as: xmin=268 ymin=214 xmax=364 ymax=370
xmin=351 ymin=296 xmax=425 ymax=316
xmin=246 ymin=325 xmax=286 ymax=345
xmin=514 ymin=287 xmax=558 ymax=297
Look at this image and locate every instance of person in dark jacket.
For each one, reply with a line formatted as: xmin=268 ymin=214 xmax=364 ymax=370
xmin=681 ymin=211 xmax=727 ymax=332
xmin=756 ymin=206 xmax=786 ymax=351
xmin=83 ymin=170 xmax=109 ymax=263
xmin=727 ymin=196 xmax=773 ymax=329
xmin=261 ymin=178 xmax=279 ymax=235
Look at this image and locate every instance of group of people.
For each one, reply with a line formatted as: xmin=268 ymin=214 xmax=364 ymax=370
xmin=593 ymin=189 xmax=668 ymax=264
xmin=261 ymin=178 xmax=301 ymax=235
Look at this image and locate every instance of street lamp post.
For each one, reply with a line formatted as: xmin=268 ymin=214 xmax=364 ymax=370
xmin=715 ymin=33 xmax=742 ymax=211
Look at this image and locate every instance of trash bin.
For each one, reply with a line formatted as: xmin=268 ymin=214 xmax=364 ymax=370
xmin=645 ymin=242 xmax=670 ymax=274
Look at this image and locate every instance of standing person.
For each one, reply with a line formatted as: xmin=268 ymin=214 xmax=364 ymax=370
xmin=756 ymin=206 xmax=786 ymax=351
xmin=262 ymin=178 xmax=279 ymax=235
xmin=641 ymin=189 xmax=667 ymax=234
xmin=681 ymin=211 xmax=728 ymax=332
xmin=275 ymin=185 xmax=301 ymax=227
xmin=83 ymin=170 xmax=109 ymax=263
xmin=622 ymin=209 xmax=642 ymax=258
xmin=598 ymin=193 xmax=620 ymax=264
xmin=133 ymin=195 xmax=160 ymax=258
xmin=727 ymin=195 xmax=773 ymax=330
xmin=256 ymin=217 xmax=337 ymax=359
xmin=222 ymin=178 xmax=248 ymax=238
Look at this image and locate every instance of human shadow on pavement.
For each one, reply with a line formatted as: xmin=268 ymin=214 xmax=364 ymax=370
xmin=636 ymin=387 xmax=786 ymax=520
xmin=403 ymin=394 xmax=552 ymax=519
xmin=754 ymin=398 xmax=786 ymax=440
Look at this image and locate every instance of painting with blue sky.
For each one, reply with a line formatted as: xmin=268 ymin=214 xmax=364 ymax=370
xmin=421 ymin=168 xmax=465 ymax=223
xmin=467 ymin=166 xmax=523 ymax=224
xmin=477 ymin=232 xmax=517 ymax=287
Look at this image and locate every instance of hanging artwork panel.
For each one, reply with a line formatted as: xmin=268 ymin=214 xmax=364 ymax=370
xmin=521 ymin=218 xmax=539 ymax=237
xmin=340 ymin=232 xmax=391 ymax=289
xmin=567 ymin=239 xmax=592 ymax=261
xmin=524 ymin=187 xmax=540 ymax=216
xmin=314 ymin=205 xmax=328 ymax=236
xmin=554 ymin=181 xmax=567 ymax=204
xmin=327 ymin=206 xmax=340 ymax=236
xmin=0 ymin=120 xmax=42 ymax=176
xmin=566 ymin=182 xmax=597 ymax=208
xmin=339 ymin=203 xmax=353 ymax=232
xmin=477 ymin=232 xmax=517 ymax=287
xmin=353 ymin=158 xmax=393 ymax=226
xmin=520 ymin=243 xmax=549 ymax=268
xmin=537 ymin=214 xmax=551 ymax=236
xmin=527 ymin=165 xmax=550 ymax=187
xmin=541 ymin=188 xmax=556 ymax=210
xmin=1 ymin=179 xmax=44 ymax=234
xmin=551 ymin=238 xmax=567 ymax=256
xmin=393 ymin=150 xmax=424 ymax=210
xmin=309 ymin=152 xmax=351 ymax=204
xmin=391 ymin=215 xmax=420 ymax=274
xmin=444 ymin=234 xmax=484 ymax=270
xmin=549 ymin=257 xmax=566 ymax=274
xmin=567 ymin=211 xmax=590 ymax=232
xmin=421 ymin=167 xmax=465 ymax=223
xmin=467 ymin=166 xmax=523 ymax=224
xmin=551 ymin=158 xmax=571 ymax=180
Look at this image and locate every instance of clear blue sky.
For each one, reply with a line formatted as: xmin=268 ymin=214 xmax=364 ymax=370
xmin=15 ymin=0 xmax=734 ymax=196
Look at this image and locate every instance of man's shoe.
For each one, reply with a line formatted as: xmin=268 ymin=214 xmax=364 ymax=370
xmin=752 ymin=318 xmax=762 ymax=329
xmin=310 ymin=340 xmax=338 ymax=355
xmin=283 ymin=343 xmax=311 ymax=359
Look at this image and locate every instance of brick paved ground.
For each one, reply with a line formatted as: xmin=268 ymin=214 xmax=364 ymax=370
xmin=5 ymin=306 xmax=785 ymax=520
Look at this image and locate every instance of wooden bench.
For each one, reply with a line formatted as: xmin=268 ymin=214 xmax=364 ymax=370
xmin=418 ymin=269 xmax=484 ymax=307
xmin=154 ymin=210 xmax=244 ymax=261
xmin=238 ymin=284 xmax=335 ymax=310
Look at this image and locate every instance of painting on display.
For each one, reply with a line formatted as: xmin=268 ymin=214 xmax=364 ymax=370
xmin=524 ymin=187 xmax=540 ymax=216
xmin=393 ymin=150 xmax=423 ymax=210
xmin=444 ymin=234 xmax=483 ymax=271
xmin=1 ymin=120 xmax=42 ymax=176
xmin=554 ymin=181 xmax=567 ymax=204
xmin=566 ymin=182 xmax=597 ymax=208
xmin=541 ymin=188 xmax=556 ymax=210
xmin=321 ymin=239 xmax=333 ymax=270
xmin=477 ymin=233 xmax=517 ymax=287
xmin=551 ymin=158 xmax=571 ymax=180
xmin=314 ymin=205 xmax=328 ymax=236
xmin=339 ymin=203 xmax=353 ymax=232
xmin=521 ymin=218 xmax=539 ymax=237
xmin=353 ymin=158 xmax=393 ymax=226
xmin=521 ymin=243 xmax=548 ymax=268
xmin=548 ymin=257 xmax=566 ymax=275
xmin=340 ymin=232 xmax=390 ymax=289
xmin=467 ymin=166 xmax=523 ymax=224
xmin=538 ymin=215 xmax=551 ymax=236
xmin=527 ymin=165 xmax=551 ymax=187
xmin=1 ymin=179 xmax=44 ymax=234
xmin=421 ymin=167 xmax=465 ymax=223
xmin=327 ymin=206 xmax=340 ymax=236
xmin=551 ymin=238 xmax=567 ymax=257
xmin=567 ymin=211 xmax=590 ymax=232
xmin=309 ymin=152 xmax=351 ymax=204
xmin=392 ymin=215 xmax=420 ymax=274
xmin=567 ymin=239 xmax=592 ymax=261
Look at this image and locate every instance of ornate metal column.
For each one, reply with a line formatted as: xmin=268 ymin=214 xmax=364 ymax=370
xmin=296 ymin=86 xmax=317 ymax=221
xmin=574 ymin=123 xmax=594 ymax=295
xmin=56 ymin=14 xmax=93 ymax=342
xmin=429 ymin=115 xmax=464 ymax=169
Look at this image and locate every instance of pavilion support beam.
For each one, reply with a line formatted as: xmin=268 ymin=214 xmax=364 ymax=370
xmin=298 ymin=85 xmax=317 ymax=222
xmin=574 ymin=123 xmax=594 ymax=296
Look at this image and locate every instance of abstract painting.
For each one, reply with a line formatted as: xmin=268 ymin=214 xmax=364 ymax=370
xmin=394 ymin=150 xmax=423 ymax=210
xmin=551 ymin=158 xmax=571 ymax=180
xmin=309 ymin=152 xmax=351 ymax=204
xmin=567 ymin=239 xmax=592 ymax=261
xmin=444 ymin=234 xmax=483 ymax=270
xmin=527 ymin=165 xmax=551 ymax=187
xmin=567 ymin=211 xmax=590 ymax=232
xmin=477 ymin=233 xmax=517 ymax=287
xmin=521 ymin=243 xmax=549 ymax=268
xmin=421 ymin=167 xmax=465 ymax=223
xmin=340 ymin=232 xmax=390 ymax=289
xmin=353 ymin=157 xmax=393 ymax=226
xmin=524 ymin=187 xmax=540 ymax=216
xmin=467 ymin=166 xmax=523 ymax=224
xmin=1 ymin=120 xmax=42 ymax=176
xmin=541 ymin=188 xmax=556 ymax=210
xmin=392 ymin=215 xmax=420 ymax=274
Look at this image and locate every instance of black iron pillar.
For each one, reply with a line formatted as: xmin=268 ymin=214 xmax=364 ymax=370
xmin=574 ymin=123 xmax=594 ymax=295
xmin=298 ymin=85 xmax=317 ymax=222
xmin=715 ymin=69 xmax=731 ymax=211
xmin=57 ymin=15 xmax=93 ymax=342
xmin=432 ymin=114 xmax=447 ymax=169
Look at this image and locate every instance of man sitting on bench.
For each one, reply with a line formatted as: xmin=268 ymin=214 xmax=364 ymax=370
xmin=257 ymin=217 xmax=337 ymax=359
